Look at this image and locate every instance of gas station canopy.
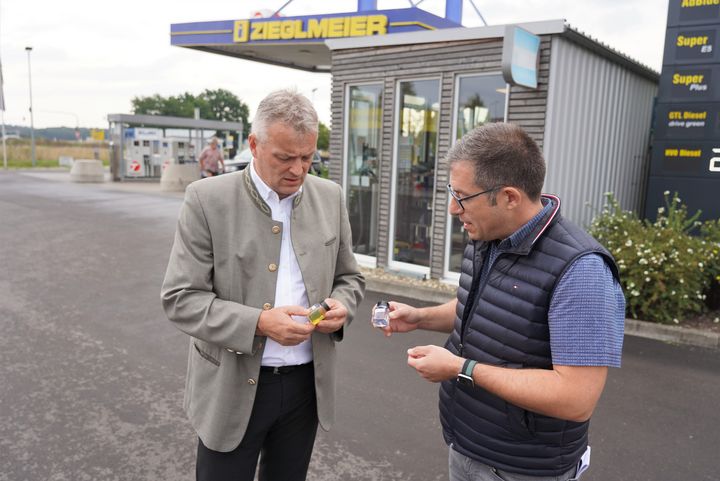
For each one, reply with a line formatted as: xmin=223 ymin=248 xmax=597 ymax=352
xmin=170 ymin=8 xmax=463 ymax=72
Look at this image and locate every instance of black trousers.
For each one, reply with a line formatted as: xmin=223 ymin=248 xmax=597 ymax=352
xmin=196 ymin=363 xmax=318 ymax=481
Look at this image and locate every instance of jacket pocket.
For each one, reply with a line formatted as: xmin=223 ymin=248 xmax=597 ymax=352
xmin=502 ymin=362 xmax=536 ymax=439
xmin=193 ymin=342 xmax=220 ymax=367
xmin=324 ymin=235 xmax=337 ymax=246
xmin=506 ymin=403 xmax=536 ymax=439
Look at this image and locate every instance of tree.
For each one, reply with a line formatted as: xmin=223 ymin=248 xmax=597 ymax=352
xmin=163 ymin=92 xmax=205 ymax=118
xmin=317 ymin=121 xmax=330 ymax=151
xmin=202 ymin=88 xmax=249 ymax=126
xmin=130 ymin=94 xmax=166 ymax=116
xmin=131 ymin=90 xmax=250 ymax=137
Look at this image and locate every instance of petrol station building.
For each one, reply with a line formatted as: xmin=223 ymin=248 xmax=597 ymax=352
xmin=171 ymin=2 xmax=659 ymax=282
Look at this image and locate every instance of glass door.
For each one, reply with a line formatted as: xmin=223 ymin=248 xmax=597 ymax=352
xmin=446 ymin=74 xmax=508 ymax=277
xmin=345 ymin=84 xmax=383 ymax=264
xmin=390 ymin=79 xmax=440 ymax=273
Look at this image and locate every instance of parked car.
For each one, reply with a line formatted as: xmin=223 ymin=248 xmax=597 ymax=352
xmin=224 ymin=148 xmax=326 ymax=176
xmin=223 ymin=148 xmax=254 ymax=173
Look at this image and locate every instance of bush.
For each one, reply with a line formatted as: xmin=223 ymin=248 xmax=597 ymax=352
xmin=701 ymin=219 xmax=720 ymax=310
xmin=589 ymin=192 xmax=720 ymax=324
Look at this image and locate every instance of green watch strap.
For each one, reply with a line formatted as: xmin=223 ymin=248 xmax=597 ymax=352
xmin=462 ymin=359 xmax=477 ymax=378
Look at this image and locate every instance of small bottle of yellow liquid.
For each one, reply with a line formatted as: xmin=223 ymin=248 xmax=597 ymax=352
xmin=307 ymin=301 xmax=330 ymax=325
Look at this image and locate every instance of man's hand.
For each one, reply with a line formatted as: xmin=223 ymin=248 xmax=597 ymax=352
xmin=379 ymin=301 xmax=421 ymax=337
xmin=314 ymin=298 xmax=347 ymax=334
xmin=407 ymin=345 xmax=464 ymax=383
xmin=257 ymin=305 xmax=315 ymax=346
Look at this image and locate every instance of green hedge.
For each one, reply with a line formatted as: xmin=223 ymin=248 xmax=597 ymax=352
xmin=589 ymin=192 xmax=720 ymax=324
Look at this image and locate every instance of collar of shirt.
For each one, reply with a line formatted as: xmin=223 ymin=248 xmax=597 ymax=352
xmin=248 ymin=162 xmax=312 ymax=366
xmin=249 ymin=159 xmax=302 ymax=209
xmin=496 ymin=197 xmax=555 ymax=252
xmin=474 ymin=197 xmax=556 ymax=288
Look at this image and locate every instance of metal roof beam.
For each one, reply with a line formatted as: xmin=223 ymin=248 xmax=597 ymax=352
xmin=107 ymin=113 xmax=243 ymax=131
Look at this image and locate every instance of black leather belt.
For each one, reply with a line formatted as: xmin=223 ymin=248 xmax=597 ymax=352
xmin=260 ymin=362 xmax=313 ymax=375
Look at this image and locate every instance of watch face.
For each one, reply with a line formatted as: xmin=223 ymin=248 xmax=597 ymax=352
xmin=457 ymin=373 xmax=473 ymax=387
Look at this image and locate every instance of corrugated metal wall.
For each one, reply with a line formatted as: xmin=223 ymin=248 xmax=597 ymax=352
xmin=543 ymin=36 xmax=658 ymax=228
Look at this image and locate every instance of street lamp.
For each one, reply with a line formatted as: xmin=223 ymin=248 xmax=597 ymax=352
xmin=25 ymin=46 xmax=36 ymax=167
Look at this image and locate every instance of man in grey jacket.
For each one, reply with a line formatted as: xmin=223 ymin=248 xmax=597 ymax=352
xmin=161 ymin=89 xmax=365 ymax=481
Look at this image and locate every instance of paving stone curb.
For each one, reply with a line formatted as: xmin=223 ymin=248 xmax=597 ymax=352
xmin=366 ymin=277 xmax=456 ymax=305
xmin=624 ymin=318 xmax=719 ymax=349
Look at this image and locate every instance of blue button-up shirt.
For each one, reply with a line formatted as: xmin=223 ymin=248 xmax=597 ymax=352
xmin=478 ymin=199 xmax=625 ymax=367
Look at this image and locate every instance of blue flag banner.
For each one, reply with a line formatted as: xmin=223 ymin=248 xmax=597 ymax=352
xmin=501 ymin=25 xmax=541 ymax=89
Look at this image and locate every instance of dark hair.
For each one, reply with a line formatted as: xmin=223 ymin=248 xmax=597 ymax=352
xmin=446 ymin=122 xmax=545 ymax=201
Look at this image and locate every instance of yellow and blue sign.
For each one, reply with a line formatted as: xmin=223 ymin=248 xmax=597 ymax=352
xmin=171 ymin=8 xmax=461 ymax=46
xmin=232 ymin=15 xmax=390 ymax=42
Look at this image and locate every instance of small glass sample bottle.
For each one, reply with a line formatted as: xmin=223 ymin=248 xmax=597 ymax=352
xmin=308 ymin=301 xmax=331 ymax=325
xmin=372 ymin=301 xmax=390 ymax=328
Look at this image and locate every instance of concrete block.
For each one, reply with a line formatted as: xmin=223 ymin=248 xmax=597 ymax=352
xmin=161 ymin=163 xmax=200 ymax=192
xmin=70 ymin=159 xmax=105 ymax=183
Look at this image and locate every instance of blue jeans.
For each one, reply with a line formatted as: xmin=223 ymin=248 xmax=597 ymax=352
xmin=449 ymin=446 xmax=580 ymax=481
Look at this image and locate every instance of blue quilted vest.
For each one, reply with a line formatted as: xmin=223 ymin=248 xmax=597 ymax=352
xmin=440 ymin=195 xmax=619 ymax=476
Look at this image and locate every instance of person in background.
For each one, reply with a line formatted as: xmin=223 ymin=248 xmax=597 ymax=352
xmin=198 ymin=136 xmax=224 ymax=177
xmin=162 ymin=89 xmax=365 ymax=481
xmin=380 ymin=122 xmax=625 ymax=481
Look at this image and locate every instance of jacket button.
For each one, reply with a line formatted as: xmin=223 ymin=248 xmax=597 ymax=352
xmin=247 ymin=379 xmax=256 ymax=385
xmin=263 ymin=303 xmax=272 ymax=310
xmin=272 ymin=225 xmax=281 ymax=234
xmin=268 ymin=263 xmax=278 ymax=272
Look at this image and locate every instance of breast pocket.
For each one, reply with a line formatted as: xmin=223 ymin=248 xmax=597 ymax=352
xmin=323 ymin=235 xmax=339 ymax=274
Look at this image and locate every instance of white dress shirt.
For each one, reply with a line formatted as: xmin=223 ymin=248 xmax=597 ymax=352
xmin=249 ymin=160 xmax=313 ymax=367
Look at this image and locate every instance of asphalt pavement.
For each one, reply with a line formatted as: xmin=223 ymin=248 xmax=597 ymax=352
xmin=1 ymin=170 xmax=719 ymax=481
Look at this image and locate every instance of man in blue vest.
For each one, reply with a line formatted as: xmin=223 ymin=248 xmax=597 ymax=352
xmin=382 ymin=123 xmax=625 ymax=480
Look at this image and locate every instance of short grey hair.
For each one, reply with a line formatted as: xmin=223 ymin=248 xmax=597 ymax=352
xmin=251 ymin=89 xmax=318 ymax=141
xmin=446 ymin=122 xmax=546 ymax=202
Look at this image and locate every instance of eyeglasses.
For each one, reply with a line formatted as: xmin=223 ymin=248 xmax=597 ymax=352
xmin=447 ymin=183 xmax=501 ymax=211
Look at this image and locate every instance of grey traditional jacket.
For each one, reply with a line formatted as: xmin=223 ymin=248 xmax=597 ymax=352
xmin=161 ymin=168 xmax=365 ymax=452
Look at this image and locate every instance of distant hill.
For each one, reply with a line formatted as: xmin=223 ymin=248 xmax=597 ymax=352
xmin=2 ymin=124 xmax=108 ymax=141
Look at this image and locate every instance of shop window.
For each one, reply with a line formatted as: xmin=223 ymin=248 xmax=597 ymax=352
xmin=391 ymin=79 xmax=440 ymax=270
xmin=345 ymin=84 xmax=383 ymax=259
xmin=447 ymin=74 xmax=508 ymax=274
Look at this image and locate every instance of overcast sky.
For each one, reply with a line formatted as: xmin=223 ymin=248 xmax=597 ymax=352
xmin=0 ymin=0 xmax=668 ymax=129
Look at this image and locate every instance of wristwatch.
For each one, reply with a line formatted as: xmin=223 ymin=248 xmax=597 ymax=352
xmin=457 ymin=358 xmax=477 ymax=388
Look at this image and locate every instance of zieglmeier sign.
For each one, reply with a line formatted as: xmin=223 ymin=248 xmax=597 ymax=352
xmin=232 ymin=15 xmax=389 ymax=42
xmin=171 ymin=9 xmax=461 ymax=46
